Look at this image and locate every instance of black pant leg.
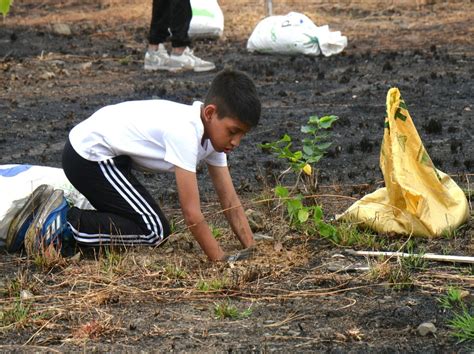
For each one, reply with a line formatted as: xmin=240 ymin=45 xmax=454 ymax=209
xmin=62 ymin=139 xmax=170 ymax=246
xmin=169 ymin=0 xmax=192 ymax=48
xmin=149 ymin=0 xmax=172 ymax=45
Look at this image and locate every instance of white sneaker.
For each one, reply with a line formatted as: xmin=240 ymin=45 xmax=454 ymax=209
xmin=168 ymin=47 xmax=216 ymax=72
xmin=144 ymin=43 xmax=170 ymax=71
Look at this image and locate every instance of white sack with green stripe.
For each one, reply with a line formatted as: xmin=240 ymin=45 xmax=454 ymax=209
xmin=189 ymin=0 xmax=224 ymax=39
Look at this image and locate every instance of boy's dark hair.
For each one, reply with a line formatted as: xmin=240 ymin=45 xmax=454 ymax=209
xmin=204 ymin=69 xmax=261 ymax=127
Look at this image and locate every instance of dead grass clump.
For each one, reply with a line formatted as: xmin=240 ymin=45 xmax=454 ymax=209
xmin=31 ymin=244 xmax=67 ymax=272
xmin=368 ymin=257 xmax=414 ymax=290
xmin=368 ymin=259 xmax=393 ymax=281
xmin=69 ymin=313 xmax=120 ymax=344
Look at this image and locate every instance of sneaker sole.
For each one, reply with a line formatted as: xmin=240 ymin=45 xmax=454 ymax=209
xmin=144 ymin=64 xmax=190 ymax=72
xmin=24 ymin=189 xmax=67 ymax=257
xmin=193 ymin=65 xmax=216 ymax=72
xmin=6 ymin=184 xmax=55 ymax=253
xmin=145 ymin=64 xmax=208 ymax=73
xmin=144 ymin=65 xmax=174 ymax=71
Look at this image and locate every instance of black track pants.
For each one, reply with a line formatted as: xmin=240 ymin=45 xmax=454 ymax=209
xmin=62 ymin=139 xmax=170 ymax=247
xmin=148 ymin=0 xmax=192 ymax=48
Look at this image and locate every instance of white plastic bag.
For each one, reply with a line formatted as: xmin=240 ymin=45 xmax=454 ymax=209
xmin=247 ymin=12 xmax=347 ymax=57
xmin=189 ymin=0 xmax=224 ymax=39
xmin=313 ymin=25 xmax=348 ymax=57
xmin=0 ymin=164 xmax=93 ymax=245
xmin=337 ymin=88 xmax=469 ymax=237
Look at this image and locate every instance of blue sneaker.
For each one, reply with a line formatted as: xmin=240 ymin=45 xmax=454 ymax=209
xmin=6 ymin=184 xmax=55 ymax=253
xmin=24 ymin=189 xmax=69 ymax=256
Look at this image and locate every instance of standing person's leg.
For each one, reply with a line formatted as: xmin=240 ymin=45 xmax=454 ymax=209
xmin=167 ymin=0 xmax=216 ymax=72
xmin=62 ymin=139 xmax=171 ymax=247
xmin=148 ymin=0 xmax=172 ymax=47
xmin=168 ymin=0 xmax=192 ymax=50
xmin=145 ymin=0 xmax=172 ymax=71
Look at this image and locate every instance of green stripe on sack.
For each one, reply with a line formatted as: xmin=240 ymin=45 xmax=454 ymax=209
xmin=271 ymin=28 xmax=277 ymax=42
xmin=303 ymin=34 xmax=319 ymax=50
xmin=395 ymin=108 xmax=407 ymax=121
xmin=192 ymin=9 xmax=215 ymax=18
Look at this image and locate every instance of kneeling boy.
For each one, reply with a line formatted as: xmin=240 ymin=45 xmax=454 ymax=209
xmin=23 ymin=69 xmax=261 ymax=261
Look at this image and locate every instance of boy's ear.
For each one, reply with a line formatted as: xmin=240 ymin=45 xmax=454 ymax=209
xmin=203 ymin=104 xmax=218 ymax=122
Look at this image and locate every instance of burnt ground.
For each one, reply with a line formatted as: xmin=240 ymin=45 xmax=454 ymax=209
xmin=0 ymin=0 xmax=473 ymax=352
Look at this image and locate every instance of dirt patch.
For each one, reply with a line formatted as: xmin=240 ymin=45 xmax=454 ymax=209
xmin=1 ymin=0 xmax=473 ymax=352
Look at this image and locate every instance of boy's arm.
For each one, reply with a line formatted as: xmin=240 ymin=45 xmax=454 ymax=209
xmin=207 ymin=164 xmax=255 ymax=249
xmin=175 ymin=166 xmax=225 ymax=261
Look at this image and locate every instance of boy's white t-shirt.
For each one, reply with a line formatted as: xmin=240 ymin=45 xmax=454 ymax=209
xmin=69 ymin=100 xmax=227 ymax=173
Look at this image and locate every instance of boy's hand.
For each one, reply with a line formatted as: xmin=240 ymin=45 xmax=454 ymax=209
xmin=175 ymin=166 xmax=225 ymax=261
xmin=208 ymin=165 xmax=255 ymax=249
xmin=222 ymin=245 xmax=256 ymax=262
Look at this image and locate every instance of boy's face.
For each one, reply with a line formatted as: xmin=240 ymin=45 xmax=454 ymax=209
xmin=202 ymin=104 xmax=250 ymax=154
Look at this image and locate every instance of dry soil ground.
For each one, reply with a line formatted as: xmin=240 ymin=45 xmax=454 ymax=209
xmin=0 ymin=0 xmax=473 ymax=352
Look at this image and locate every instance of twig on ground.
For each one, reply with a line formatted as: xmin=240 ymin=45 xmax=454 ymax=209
xmin=263 ymin=312 xmax=306 ymax=327
xmin=23 ymin=313 xmax=62 ymax=346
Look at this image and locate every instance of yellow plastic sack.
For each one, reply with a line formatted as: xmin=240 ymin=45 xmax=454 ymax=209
xmin=338 ymin=88 xmax=469 ymax=237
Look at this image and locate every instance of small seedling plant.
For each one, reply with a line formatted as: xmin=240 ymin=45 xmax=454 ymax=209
xmin=274 ymin=185 xmax=336 ymax=239
xmin=261 ymin=114 xmax=338 ymax=191
xmin=261 ymin=115 xmax=338 ymax=239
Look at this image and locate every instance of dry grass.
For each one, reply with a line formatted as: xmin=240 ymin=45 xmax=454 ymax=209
xmin=1 ymin=198 xmax=472 ymax=345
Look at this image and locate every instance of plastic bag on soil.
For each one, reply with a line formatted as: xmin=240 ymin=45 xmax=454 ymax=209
xmin=246 ymin=12 xmax=347 ymax=57
xmin=189 ymin=0 xmax=224 ymax=39
xmin=337 ymin=88 xmax=469 ymax=237
xmin=0 ymin=164 xmax=93 ymax=246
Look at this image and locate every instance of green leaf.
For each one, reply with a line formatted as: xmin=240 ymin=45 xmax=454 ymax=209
xmin=287 ymin=199 xmax=303 ymax=217
xmin=313 ymin=206 xmax=323 ymax=221
xmin=316 ymin=142 xmax=332 ymax=150
xmin=307 ymin=155 xmax=322 ymax=163
xmin=288 ymin=198 xmax=303 ymax=210
xmin=279 ymin=134 xmax=292 ymax=143
xmin=292 ymin=151 xmax=303 ymax=161
xmin=275 ymin=185 xmax=289 ymax=198
xmin=301 ymin=125 xmax=314 ymax=134
xmin=318 ymin=221 xmax=337 ymax=238
xmin=308 ymin=115 xmax=320 ymax=124
xmin=302 ymin=145 xmax=313 ymax=156
xmin=0 ymin=0 xmax=12 ymax=17
xmin=319 ymin=115 xmax=339 ymax=129
xmin=298 ymin=209 xmax=309 ymax=223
